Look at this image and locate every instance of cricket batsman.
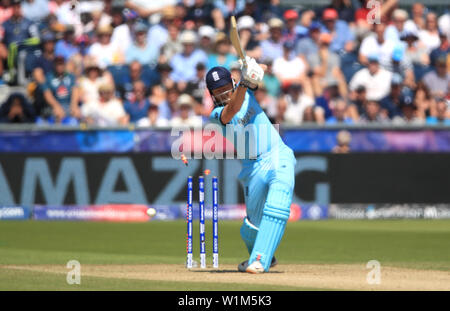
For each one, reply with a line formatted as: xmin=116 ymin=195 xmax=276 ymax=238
xmin=206 ymin=57 xmax=296 ymax=273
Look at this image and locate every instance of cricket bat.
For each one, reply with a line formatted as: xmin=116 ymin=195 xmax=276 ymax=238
xmin=230 ymin=16 xmax=247 ymax=67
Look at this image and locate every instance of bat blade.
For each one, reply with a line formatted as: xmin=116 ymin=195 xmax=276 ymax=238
xmin=230 ymin=16 xmax=247 ymax=66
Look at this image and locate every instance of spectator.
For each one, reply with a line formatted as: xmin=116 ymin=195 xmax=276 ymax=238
xmin=236 ymin=0 xmax=259 ymax=22
xmin=426 ymin=97 xmax=450 ymax=125
xmin=149 ymin=84 xmax=166 ymax=107
xmin=110 ymin=8 xmax=138 ymax=56
xmin=146 ymin=6 xmax=175 ymax=52
xmin=326 ymin=97 xmax=354 ymax=124
xmin=422 ymin=56 xmax=449 ymax=98
xmin=186 ymin=0 xmax=215 ymax=28
xmin=261 ymin=58 xmax=281 ymax=98
xmin=438 ymin=12 xmax=449 ymax=41
xmin=295 ymin=9 xmax=315 ymax=38
xmin=110 ymin=5 xmax=126 ymax=29
xmin=236 ymin=15 xmax=261 ymax=59
xmin=359 ymin=23 xmax=395 ymax=67
xmin=418 ymin=12 xmax=441 ymax=53
xmin=392 ymin=93 xmax=424 ymax=125
xmin=0 ymin=54 xmax=4 ymax=85
xmin=81 ymin=82 xmax=128 ymax=126
xmin=53 ymin=1 xmax=83 ymax=36
xmin=156 ymin=62 xmax=175 ymax=91
xmin=0 ymin=92 xmax=35 ymax=123
xmin=354 ymin=0 xmax=372 ymax=32
xmin=385 ymin=44 xmax=415 ymax=89
xmin=272 ymin=41 xmax=307 ymax=89
xmin=349 ymin=54 xmax=392 ymax=101
xmin=29 ymin=31 xmax=57 ymax=82
xmin=28 ymin=31 xmax=57 ymax=116
xmin=170 ymin=93 xmax=202 ymax=127
xmin=414 ymin=83 xmax=436 ymax=120
xmin=0 ymin=0 xmax=13 ymax=24
xmin=158 ymin=86 xmax=179 ymax=120
xmin=260 ymin=17 xmax=284 ymax=61
xmin=310 ymin=33 xmax=347 ymax=99
xmin=213 ymin=0 xmax=245 ymax=21
xmin=319 ymin=0 xmax=355 ymax=24
xmin=41 ymin=56 xmax=79 ymax=123
xmin=78 ymin=56 xmax=114 ymax=104
xmin=278 ymin=82 xmax=320 ymax=126
xmin=401 ymin=28 xmax=429 ymax=67
xmin=160 ymin=23 xmax=183 ymax=64
xmin=379 ymin=73 xmax=404 ymax=119
xmin=125 ymin=21 xmax=158 ymax=66
xmin=332 ymin=130 xmax=351 ymax=153
xmin=124 ymin=80 xmax=151 ymax=123
xmin=85 ymin=8 xmax=112 ymax=36
xmin=197 ymin=25 xmax=216 ymax=55
xmin=185 ymin=62 xmax=206 ymax=106
xmin=282 ymin=9 xmax=299 ymax=45
xmin=356 ymin=0 xmax=403 ymax=36
xmin=21 ymin=0 xmax=49 ymax=23
xmin=229 ymin=60 xmax=241 ymax=84
xmin=429 ymin=31 xmax=449 ymax=67
xmin=385 ymin=9 xmax=408 ymax=44
xmin=405 ymin=2 xmax=425 ymax=31
xmin=296 ymin=22 xmax=321 ymax=62
xmin=358 ymin=100 xmax=388 ymax=123
xmin=320 ymin=8 xmax=354 ymax=53
xmin=124 ymin=0 xmax=176 ymax=19
xmin=349 ymin=85 xmax=367 ymax=116
xmin=0 ymin=0 xmax=39 ymax=81
xmin=302 ymin=105 xmax=320 ymax=124
xmin=207 ymin=32 xmax=237 ymax=71
xmin=88 ymin=24 xmax=123 ymax=69
xmin=116 ymin=60 xmax=154 ymax=101
xmin=169 ymin=30 xmax=207 ymax=84
xmin=254 ymin=82 xmax=277 ymax=123
xmin=136 ymin=103 xmax=169 ymax=127
xmin=55 ymin=25 xmax=80 ymax=61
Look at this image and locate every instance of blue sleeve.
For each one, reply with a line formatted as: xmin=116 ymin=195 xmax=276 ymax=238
xmin=123 ymin=101 xmax=131 ymax=114
xmin=344 ymin=23 xmax=355 ymax=42
xmin=41 ymin=75 xmax=52 ymax=91
xmin=69 ymin=74 xmax=77 ymax=88
xmin=210 ymin=106 xmax=226 ymax=126
xmin=125 ymin=47 xmax=134 ymax=64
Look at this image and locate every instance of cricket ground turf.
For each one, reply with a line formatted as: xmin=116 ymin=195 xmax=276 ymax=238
xmin=0 ymin=220 xmax=449 ymax=291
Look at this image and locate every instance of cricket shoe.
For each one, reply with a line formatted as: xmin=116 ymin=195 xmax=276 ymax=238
xmin=245 ymin=260 xmax=265 ymax=274
xmin=237 ymin=256 xmax=277 ymax=273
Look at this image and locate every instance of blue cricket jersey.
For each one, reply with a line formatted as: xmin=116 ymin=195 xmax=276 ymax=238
xmin=209 ymin=90 xmax=287 ymax=163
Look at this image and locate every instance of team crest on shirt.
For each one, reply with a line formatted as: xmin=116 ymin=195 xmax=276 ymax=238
xmin=56 ymin=85 xmax=69 ymax=98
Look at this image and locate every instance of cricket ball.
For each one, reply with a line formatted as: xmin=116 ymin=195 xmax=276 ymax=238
xmin=146 ymin=208 xmax=157 ymax=217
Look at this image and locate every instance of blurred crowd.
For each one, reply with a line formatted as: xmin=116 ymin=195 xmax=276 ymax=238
xmin=0 ymin=0 xmax=448 ymax=126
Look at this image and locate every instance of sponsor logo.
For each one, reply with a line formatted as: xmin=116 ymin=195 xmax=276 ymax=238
xmin=0 ymin=207 xmax=26 ymax=219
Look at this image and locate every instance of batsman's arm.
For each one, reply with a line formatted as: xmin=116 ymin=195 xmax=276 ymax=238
xmin=220 ymin=59 xmax=267 ymax=124
xmin=220 ymin=82 xmax=248 ymax=124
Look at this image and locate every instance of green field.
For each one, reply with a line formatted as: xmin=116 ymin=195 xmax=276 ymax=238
xmin=0 ymin=220 xmax=449 ymax=290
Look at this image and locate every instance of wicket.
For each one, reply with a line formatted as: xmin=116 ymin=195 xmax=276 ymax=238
xmin=186 ymin=175 xmax=219 ymax=269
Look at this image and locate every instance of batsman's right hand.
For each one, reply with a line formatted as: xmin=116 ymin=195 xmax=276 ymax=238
xmin=239 ymin=56 xmax=265 ymax=86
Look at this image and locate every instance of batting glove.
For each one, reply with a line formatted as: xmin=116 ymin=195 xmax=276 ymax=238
xmin=239 ymin=56 xmax=264 ymax=86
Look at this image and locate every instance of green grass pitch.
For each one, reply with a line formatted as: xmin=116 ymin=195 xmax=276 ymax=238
xmin=0 ymin=219 xmax=449 ymax=290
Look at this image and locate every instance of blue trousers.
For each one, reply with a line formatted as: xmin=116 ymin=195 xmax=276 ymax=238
xmin=239 ymin=145 xmax=296 ymax=270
